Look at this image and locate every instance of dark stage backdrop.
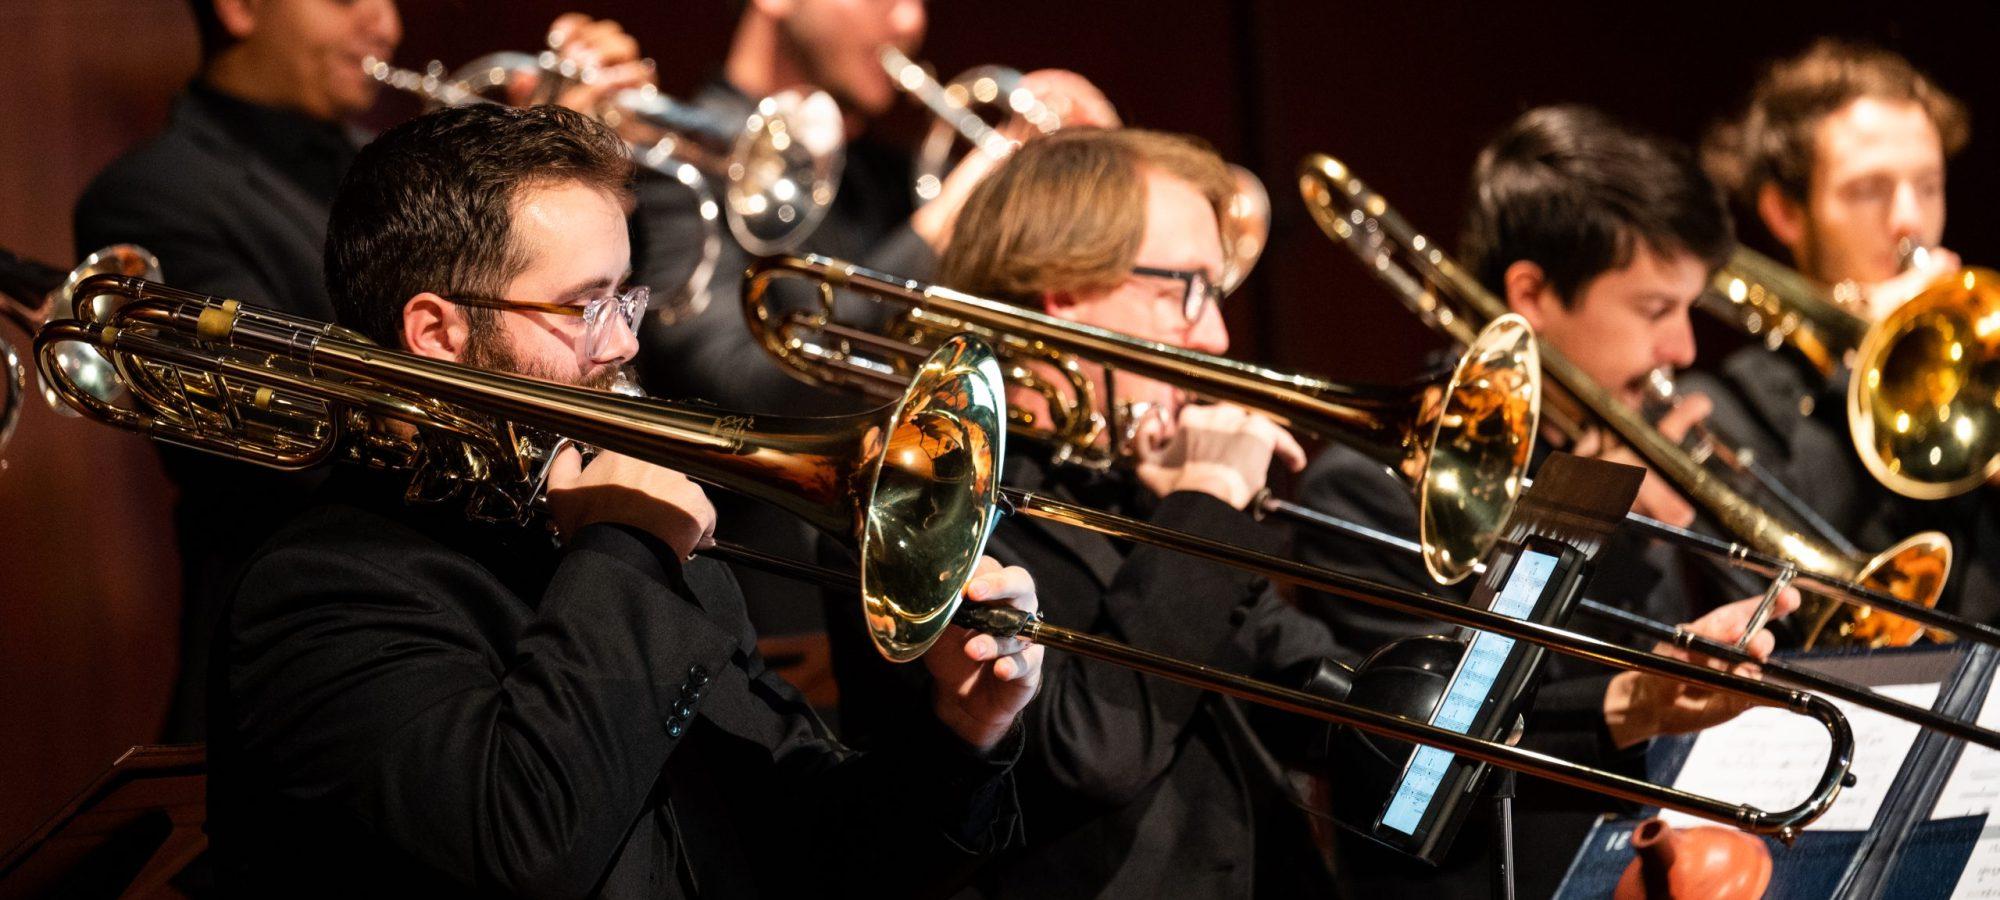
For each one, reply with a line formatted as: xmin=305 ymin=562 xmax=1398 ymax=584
xmin=2 ymin=0 xmax=1995 ymax=852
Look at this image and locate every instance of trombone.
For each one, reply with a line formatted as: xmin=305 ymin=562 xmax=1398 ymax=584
xmin=1700 ymin=246 xmax=2000 ymax=501
xmin=1297 ymin=152 xmax=1964 ymax=651
xmin=877 ymin=48 xmax=1270 ymax=296
xmin=38 ymin=273 xmax=1852 ymax=838
xmin=1253 ymin=490 xmax=2000 ymax=752
xmin=0 ymin=245 xmax=159 ymax=453
xmin=740 ymin=253 xmax=1540 ymax=586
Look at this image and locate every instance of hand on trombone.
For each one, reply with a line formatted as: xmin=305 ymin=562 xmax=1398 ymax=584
xmin=1133 ymin=402 xmax=1306 ymax=510
xmin=1603 ymin=586 xmax=1802 ymax=750
xmin=925 ymin=557 xmax=1046 ymax=754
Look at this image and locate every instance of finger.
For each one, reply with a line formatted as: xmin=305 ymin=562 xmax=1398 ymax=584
xmin=546 ymin=12 xmax=591 ymax=48
xmin=1654 ymin=392 xmax=1711 ymax=442
xmin=1774 ymin=585 xmax=1801 ymax=618
xmin=546 ymin=446 xmax=585 ymax=489
xmin=1268 ymin=422 xmax=1308 ymax=472
xmin=1744 ymin=626 xmax=1776 ymax=662
xmin=1132 ymin=407 xmax=1174 ymax=460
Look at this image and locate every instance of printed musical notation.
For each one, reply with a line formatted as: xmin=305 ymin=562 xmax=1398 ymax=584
xmin=1661 ymin=682 xmax=1939 ymax=833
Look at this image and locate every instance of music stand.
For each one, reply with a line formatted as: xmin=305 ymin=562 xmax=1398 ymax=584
xmin=0 ymin=744 xmax=206 ymax=899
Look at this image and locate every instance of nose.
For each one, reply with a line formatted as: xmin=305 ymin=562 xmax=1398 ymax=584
xmin=365 ymin=0 xmax=404 ymax=49
xmin=1656 ymin=310 xmax=1697 ymax=370
xmin=890 ymin=0 xmax=927 ymax=49
xmin=1185 ymin=299 xmax=1231 ymax=356
xmin=592 ymin=315 xmax=642 ymax=368
xmin=1888 ymin=180 xmax=1926 ymax=242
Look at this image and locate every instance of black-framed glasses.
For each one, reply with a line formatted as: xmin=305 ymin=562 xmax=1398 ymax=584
xmin=440 ymin=285 xmax=650 ymax=364
xmin=1131 ymin=266 xmax=1223 ymax=323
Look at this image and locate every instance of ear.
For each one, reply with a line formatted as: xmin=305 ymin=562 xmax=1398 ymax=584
xmin=402 ymin=293 xmax=472 ymax=363
xmin=1757 ymin=182 xmax=1809 ymax=259
xmin=1040 ymin=289 xmax=1081 ymax=321
xmin=211 ymin=0 xmax=261 ymax=41
xmin=1501 ymin=260 xmax=1561 ymax=330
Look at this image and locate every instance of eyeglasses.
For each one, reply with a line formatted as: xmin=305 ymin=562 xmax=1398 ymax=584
xmin=440 ymin=285 xmax=650 ymax=364
xmin=1130 ymin=266 xmax=1224 ymax=324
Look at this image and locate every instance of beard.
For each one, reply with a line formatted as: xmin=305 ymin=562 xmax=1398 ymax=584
xmin=461 ymin=330 xmax=628 ymax=393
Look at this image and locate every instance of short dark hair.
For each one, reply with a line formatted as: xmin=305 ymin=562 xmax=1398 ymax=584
xmin=325 ymin=104 xmax=632 ymax=348
xmin=1461 ymin=105 xmax=1734 ymax=306
xmin=186 ymin=0 xmax=229 ymax=62
xmin=1702 ymin=38 xmax=1969 ymax=209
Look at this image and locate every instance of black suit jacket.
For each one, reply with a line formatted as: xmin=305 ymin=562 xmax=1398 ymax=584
xmin=73 ymin=83 xmax=357 ymax=741
xmin=209 ymin=468 xmax=1020 ymax=899
xmin=1292 ymin=443 xmax=1688 ymax=899
xmin=1689 ymin=346 xmax=2000 ymax=633
xmin=830 ymin=454 xmax=1345 ymax=900
xmin=629 ymin=78 xmax=939 ymax=641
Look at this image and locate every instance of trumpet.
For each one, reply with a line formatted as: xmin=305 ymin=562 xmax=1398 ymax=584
xmin=0 ymin=245 xmax=160 ymax=453
xmin=878 ymin=48 xmax=1270 ymax=297
xmin=1700 ymin=246 xmax=2000 ymax=501
xmin=363 ymin=49 xmax=844 ymax=316
xmin=1298 ymin=152 xmax=1962 ymax=650
xmin=741 ymin=253 xmax=1540 ymax=586
xmin=39 ymin=273 xmax=1853 ymax=838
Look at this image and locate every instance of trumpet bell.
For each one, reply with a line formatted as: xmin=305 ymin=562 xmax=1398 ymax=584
xmin=1419 ymin=314 xmax=1540 ymax=584
xmin=728 ymin=89 xmax=845 ymax=256
xmin=1218 ymin=164 xmax=1270 ymax=298
xmin=1804 ymin=530 xmax=1955 ymax=648
xmin=859 ymin=334 xmax=1007 ymax=662
xmin=1848 ymin=266 xmax=2000 ymax=500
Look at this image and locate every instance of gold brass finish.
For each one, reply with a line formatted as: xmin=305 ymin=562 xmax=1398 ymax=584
xmin=1849 ymin=267 xmax=2000 ymax=501
xmin=1298 ymin=151 xmax=1956 ymax=650
xmin=740 ymin=254 xmax=1541 ymax=585
xmin=39 ymin=275 xmax=1855 ymax=838
xmin=1703 ymin=246 xmax=1869 ymax=380
xmin=39 ymin=274 xmax=1003 ymax=661
xmin=878 ymin=47 xmax=1270 ymax=297
xmin=0 ymin=245 xmax=160 ymax=451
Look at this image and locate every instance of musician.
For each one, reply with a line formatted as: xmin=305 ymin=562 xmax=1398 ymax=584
xmin=71 ymin=0 xmax=644 ymax=741
xmin=208 ymin=102 xmax=1040 ymax=898
xmin=630 ymin=0 xmax=1118 ymax=686
xmin=1295 ymin=105 xmax=1786 ymax=898
xmin=825 ymin=126 xmax=1782 ymax=900
xmin=633 ymin=0 xmax=1119 ymax=415
xmin=1696 ymin=40 xmax=1998 ymax=627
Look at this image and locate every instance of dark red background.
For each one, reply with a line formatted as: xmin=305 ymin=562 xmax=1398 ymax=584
xmin=4 ymin=0 xmax=1995 ymax=849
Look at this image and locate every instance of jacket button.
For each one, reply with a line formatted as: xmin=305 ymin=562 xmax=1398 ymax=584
xmin=672 ymin=699 xmax=695 ymax=718
xmin=667 ymin=722 xmax=685 ymax=738
xmin=688 ymin=665 xmax=710 ymax=685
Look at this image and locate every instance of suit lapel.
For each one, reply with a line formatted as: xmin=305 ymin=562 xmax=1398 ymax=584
xmin=1003 ymin=456 xmax=1125 ymax=589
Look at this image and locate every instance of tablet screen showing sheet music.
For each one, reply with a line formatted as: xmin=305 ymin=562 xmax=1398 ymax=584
xmin=1380 ymin=549 xmax=1560 ymax=835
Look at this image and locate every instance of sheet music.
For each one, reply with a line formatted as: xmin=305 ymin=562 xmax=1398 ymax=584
xmin=1940 ymin=679 xmax=2000 ymax=897
xmin=1660 ymin=682 xmax=1938 ymax=833
xmin=1934 ymin=679 xmax=2000 ymax=820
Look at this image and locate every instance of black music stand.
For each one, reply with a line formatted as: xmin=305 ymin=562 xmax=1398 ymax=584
xmin=0 ymin=744 xmax=207 ymax=899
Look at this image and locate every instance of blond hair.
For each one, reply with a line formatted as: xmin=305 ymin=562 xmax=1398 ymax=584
xmin=939 ymin=128 xmax=1237 ymax=304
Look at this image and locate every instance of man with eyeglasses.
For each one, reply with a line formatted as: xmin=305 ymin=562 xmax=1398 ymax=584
xmin=823 ymin=125 xmax=1341 ymax=899
xmin=210 ymin=101 xmax=1044 ymax=898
